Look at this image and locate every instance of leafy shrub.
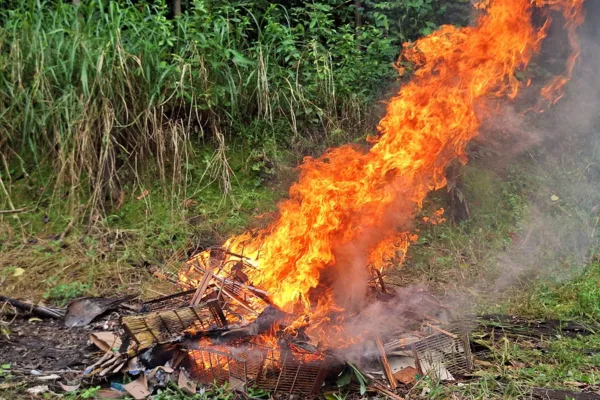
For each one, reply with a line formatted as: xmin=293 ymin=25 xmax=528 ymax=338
xmin=44 ymin=281 xmax=90 ymax=305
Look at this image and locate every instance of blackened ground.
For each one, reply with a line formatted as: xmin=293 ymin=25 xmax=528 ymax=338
xmin=1 ymin=314 xmax=106 ymax=372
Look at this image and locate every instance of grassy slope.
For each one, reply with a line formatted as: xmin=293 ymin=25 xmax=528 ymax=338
xmin=2 ymin=93 xmax=600 ymax=400
xmin=0 ymin=147 xmax=291 ymax=303
xmin=2 ymin=134 xmax=600 ymax=399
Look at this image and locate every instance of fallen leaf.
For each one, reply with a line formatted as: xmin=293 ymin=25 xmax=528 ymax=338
xmin=12 ymin=268 xmax=25 ymax=277
xmin=58 ymin=382 xmax=80 ymax=392
xmin=183 ymin=199 xmax=198 ymax=208
xmin=115 ymin=190 xmax=126 ymax=210
xmin=36 ymin=374 xmax=61 ymax=381
xmin=551 ymin=194 xmax=559 ymax=202
xmin=564 ymin=380 xmax=586 ymax=387
xmin=136 ymin=190 xmax=149 ymax=200
xmin=28 ymin=317 xmax=42 ymax=322
xmin=474 ymin=359 xmax=494 ymax=368
xmin=27 ymin=385 xmax=49 ymax=395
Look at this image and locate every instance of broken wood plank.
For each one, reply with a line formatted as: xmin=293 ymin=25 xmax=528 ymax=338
xmin=375 ymin=336 xmax=397 ymax=389
xmin=190 ymin=267 xmax=215 ymax=306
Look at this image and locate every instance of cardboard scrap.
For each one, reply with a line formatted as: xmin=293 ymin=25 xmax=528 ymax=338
xmin=394 ymin=366 xmax=418 ymax=385
xmin=90 ymin=332 xmax=123 ymax=353
xmin=178 ymin=371 xmax=197 ymax=395
xmin=170 ymin=350 xmax=187 ymax=369
xmin=123 ymin=375 xmax=151 ymax=400
xmin=388 ymin=356 xmax=417 ymax=373
xmin=419 ymin=358 xmax=454 ymax=381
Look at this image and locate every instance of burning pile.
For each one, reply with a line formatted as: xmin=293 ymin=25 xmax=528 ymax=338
xmin=83 ymin=0 xmax=586 ymax=397
xmin=176 ymin=0 xmax=584 ymax=353
xmin=118 ymin=251 xmax=471 ymax=396
xmin=181 ymin=0 xmax=584 ymax=318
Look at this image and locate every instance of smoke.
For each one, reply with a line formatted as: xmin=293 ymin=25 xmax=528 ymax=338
xmin=326 ymin=178 xmax=418 ymax=312
xmin=471 ymin=2 xmax=600 ymax=294
xmin=327 ymin=285 xmax=454 ymax=363
xmin=315 ymin=1 xmax=599 ymax=316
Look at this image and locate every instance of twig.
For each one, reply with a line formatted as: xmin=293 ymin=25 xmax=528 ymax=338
xmin=425 ymin=323 xmax=458 ymax=339
xmin=371 ymin=382 xmax=405 ymax=400
xmin=0 ymin=208 xmax=29 ymax=215
xmin=11 ymin=368 xmax=82 ymax=375
xmin=423 ymin=314 xmax=443 ymax=324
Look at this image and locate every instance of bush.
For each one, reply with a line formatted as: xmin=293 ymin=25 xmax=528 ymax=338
xmin=0 ymin=0 xmax=461 ymax=217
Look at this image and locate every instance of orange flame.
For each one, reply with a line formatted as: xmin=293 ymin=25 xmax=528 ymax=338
xmin=183 ymin=0 xmax=584 ymax=320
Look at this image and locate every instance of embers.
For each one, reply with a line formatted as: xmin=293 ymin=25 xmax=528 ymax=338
xmin=185 ymin=345 xmax=331 ymax=395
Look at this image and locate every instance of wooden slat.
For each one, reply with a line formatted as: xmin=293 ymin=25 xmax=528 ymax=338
xmin=122 ymin=300 xmax=223 ymax=349
xmin=375 ymin=336 xmax=397 ymax=389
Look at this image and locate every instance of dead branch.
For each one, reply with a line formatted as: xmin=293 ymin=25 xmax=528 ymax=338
xmin=0 ymin=296 xmax=65 ymax=319
xmin=371 ymin=382 xmax=405 ymax=400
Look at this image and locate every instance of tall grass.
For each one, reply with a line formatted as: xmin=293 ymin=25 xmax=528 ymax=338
xmin=0 ymin=0 xmax=401 ymax=220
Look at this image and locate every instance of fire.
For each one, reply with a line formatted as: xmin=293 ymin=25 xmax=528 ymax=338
xmin=180 ymin=0 xmax=584 ymax=330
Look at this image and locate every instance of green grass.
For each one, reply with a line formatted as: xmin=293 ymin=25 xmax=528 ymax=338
xmin=0 ymin=144 xmax=288 ymax=302
xmin=393 ymin=129 xmax=600 ymax=399
xmin=503 ymin=262 xmax=600 ymax=321
xmin=0 ymin=0 xmax=401 ymax=227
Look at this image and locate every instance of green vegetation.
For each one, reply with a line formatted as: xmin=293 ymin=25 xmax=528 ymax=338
xmin=43 ymin=281 xmax=90 ymax=305
xmin=0 ymin=0 xmax=466 ymax=300
xmin=0 ymin=1 xmax=599 ymax=399
xmin=0 ymin=0 xmax=465 ymax=226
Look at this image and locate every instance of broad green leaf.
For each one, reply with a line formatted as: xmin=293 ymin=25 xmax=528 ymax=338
xmin=336 ymin=369 xmax=352 ymax=387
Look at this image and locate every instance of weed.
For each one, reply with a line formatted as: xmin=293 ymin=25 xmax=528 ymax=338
xmin=247 ymin=386 xmax=270 ymax=399
xmin=507 ymin=262 xmax=600 ymax=320
xmin=43 ymin=281 xmax=90 ymax=306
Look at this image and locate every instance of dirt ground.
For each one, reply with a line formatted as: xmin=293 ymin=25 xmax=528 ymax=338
xmin=1 ymin=316 xmax=97 ymax=372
